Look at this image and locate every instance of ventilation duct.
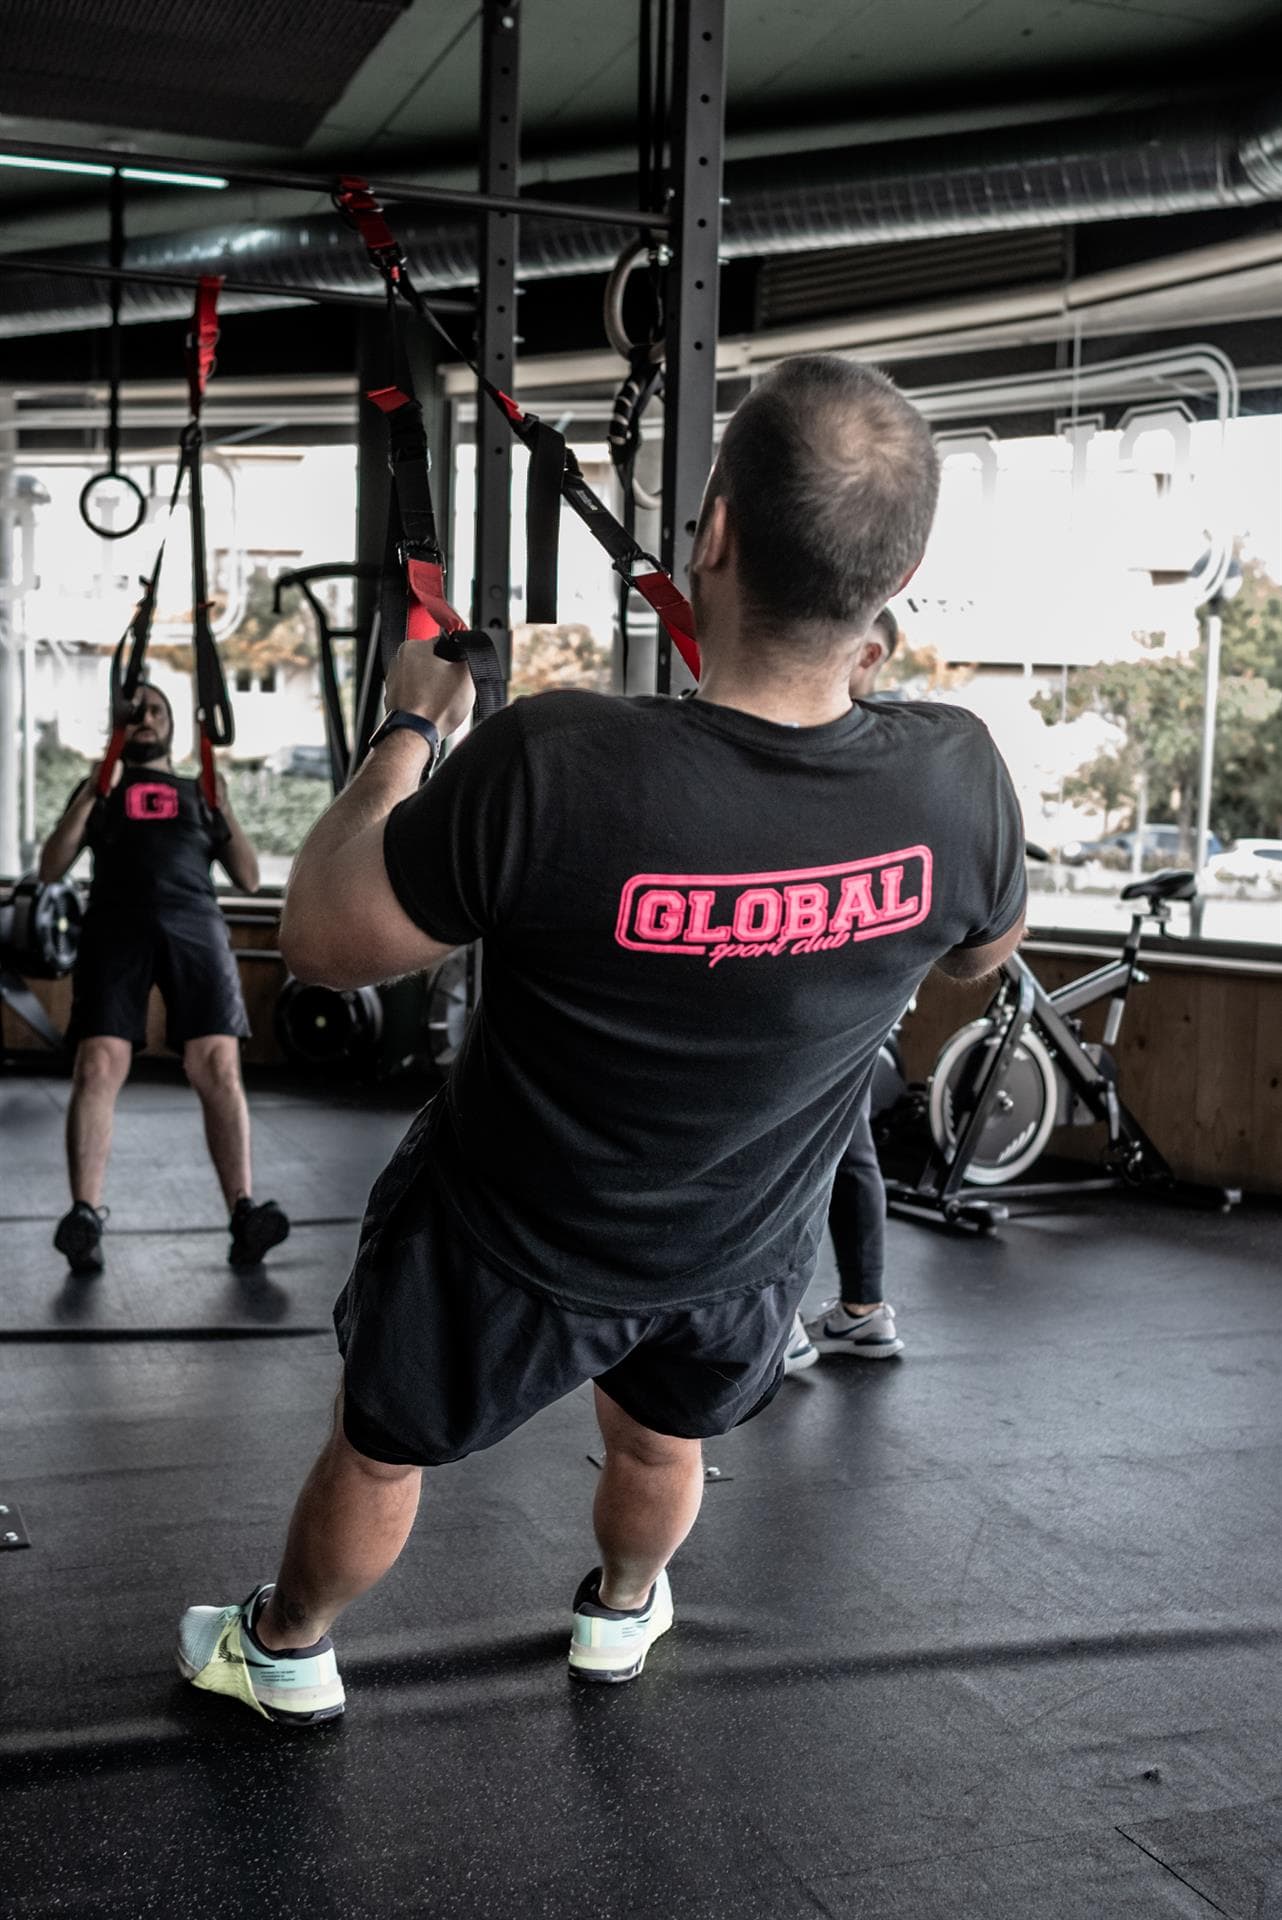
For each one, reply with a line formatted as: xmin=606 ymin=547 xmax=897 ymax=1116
xmin=1 ymin=102 xmax=1280 ymax=337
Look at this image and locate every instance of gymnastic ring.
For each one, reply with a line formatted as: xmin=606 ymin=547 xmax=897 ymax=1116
xmin=603 ymin=236 xmax=666 ymax=367
xmin=78 ymin=469 xmax=148 ymax=540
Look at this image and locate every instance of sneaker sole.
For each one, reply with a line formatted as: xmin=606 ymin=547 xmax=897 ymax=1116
xmin=783 ymin=1346 xmax=820 ymax=1375
xmin=175 ymin=1644 xmax=345 ymax=1724
xmin=812 ymin=1336 xmax=905 ymax=1360
xmin=568 ymin=1598 xmax=675 ymax=1685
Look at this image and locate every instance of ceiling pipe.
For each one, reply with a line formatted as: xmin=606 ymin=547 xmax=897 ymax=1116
xmin=0 ymin=101 xmax=1279 ymax=338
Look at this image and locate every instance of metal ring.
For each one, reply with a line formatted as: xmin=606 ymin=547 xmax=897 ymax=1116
xmin=78 ymin=470 xmax=148 ymax=540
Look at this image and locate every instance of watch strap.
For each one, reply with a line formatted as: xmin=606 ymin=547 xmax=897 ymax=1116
xmin=369 ymin=710 xmax=441 ymax=758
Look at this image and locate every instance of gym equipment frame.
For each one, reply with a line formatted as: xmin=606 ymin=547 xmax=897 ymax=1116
xmin=885 ymin=868 xmax=1243 ymax=1233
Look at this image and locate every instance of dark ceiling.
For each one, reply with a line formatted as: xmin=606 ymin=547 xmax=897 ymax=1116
xmin=0 ymin=0 xmax=1279 ymax=381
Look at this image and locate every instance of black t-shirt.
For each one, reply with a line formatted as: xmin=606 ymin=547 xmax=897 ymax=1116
xmin=78 ymin=768 xmax=226 ymax=922
xmin=383 ymin=691 xmax=1026 ymax=1314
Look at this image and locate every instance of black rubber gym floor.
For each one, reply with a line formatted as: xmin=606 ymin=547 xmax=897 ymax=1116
xmin=2 ymin=1070 xmax=1280 ymax=1919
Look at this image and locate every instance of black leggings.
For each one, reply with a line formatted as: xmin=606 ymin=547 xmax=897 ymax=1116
xmin=827 ymin=1095 xmax=885 ymax=1305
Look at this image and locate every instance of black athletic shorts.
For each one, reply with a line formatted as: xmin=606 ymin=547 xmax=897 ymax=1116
xmin=334 ymin=1171 xmax=806 ymax=1467
xmin=68 ymin=909 xmax=250 ymax=1053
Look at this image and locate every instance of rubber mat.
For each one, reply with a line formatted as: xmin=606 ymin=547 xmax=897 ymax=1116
xmin=1121 ymin=1800 xmax=1282 ymax=1917
xmin=0 ymin=1077 xmax=415 ymax=1234
xmin=1 ymin=1217 xmax=353 ymax=1336
xmin=2 ymin=1070 xmax=1280 ymax=1918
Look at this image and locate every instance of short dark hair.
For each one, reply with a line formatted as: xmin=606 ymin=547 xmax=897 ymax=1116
xmin=709 ymin=356 xmax=938 ymax=643
xmin=873 ymin=607 xmax=899 ymax=656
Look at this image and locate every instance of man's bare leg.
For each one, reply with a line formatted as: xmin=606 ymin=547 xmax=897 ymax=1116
xmin=66 ymin=1036 xmax=133 ymax=1207
xmin=592 ymin=1386 xmax=705 ymax=1611
xmin=254 ymin=1388 xmax=422 ymax=1651
xmin=183 ymin=1034 xmax=252 ymax=1209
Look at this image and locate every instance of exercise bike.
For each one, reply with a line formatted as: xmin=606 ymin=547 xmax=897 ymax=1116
xmin=882 ymin=859 xmax=1242 ymax=1233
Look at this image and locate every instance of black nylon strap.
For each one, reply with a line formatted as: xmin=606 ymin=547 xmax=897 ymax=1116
xmin=187 ymin=423 xmax=233 ymax=750
xmin=377 ymin=507 xmax=410 ymax=675
xmin=523 ymin=419 xmax=567 ymax=626
xmin=432 ymin=631 xmax=506 ymax=724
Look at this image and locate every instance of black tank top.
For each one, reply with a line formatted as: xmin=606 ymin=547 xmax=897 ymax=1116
xmin=84 ymin=769 xmax=226 ymax=921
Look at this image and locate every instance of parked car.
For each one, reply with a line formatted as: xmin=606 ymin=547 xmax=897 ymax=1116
xmin=267 ymin=743 xmax=333 ymax=781
xmin=1198 ymin=839 xmax=1282 ymax=892
xmin=1059 ymin=825 xmax=1222 ymax=871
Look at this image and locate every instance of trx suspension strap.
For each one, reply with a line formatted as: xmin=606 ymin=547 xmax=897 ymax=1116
xmin=186 ymin=276 xmax=234 ymax=811
xmin=333 ymin=180 xmax=702 ymax=687
xmin=333 ymin=182 xmax=505 ymax=742
xmin=95 ymin=275 xmax=232 ymax=813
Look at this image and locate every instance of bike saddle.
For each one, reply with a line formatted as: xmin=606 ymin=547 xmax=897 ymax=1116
xmin=1119 ymin=867 xmax=1197 ymax=904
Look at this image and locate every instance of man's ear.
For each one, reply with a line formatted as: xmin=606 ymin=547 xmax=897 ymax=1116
xmin=692 ymin=493 xmax=731 ymax=575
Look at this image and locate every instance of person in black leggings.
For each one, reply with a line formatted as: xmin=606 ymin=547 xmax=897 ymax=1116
xmin=786 ymin=609 xmax=904 ymax=1369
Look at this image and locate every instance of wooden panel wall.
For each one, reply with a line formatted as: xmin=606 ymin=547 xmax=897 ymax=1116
xmin=2 ymin=913 xmax=290 ymax=1069
xmin=900 ymin=949 xmax=1282 ymax=1196
xmin=5 ymin=925 xmax=1280 ymax=1195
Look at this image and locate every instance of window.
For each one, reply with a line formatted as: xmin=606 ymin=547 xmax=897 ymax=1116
xmin=18 ymin=418 xmax=358 ymax=889
xmin=876 ymin=348 xmax=1282 ymax=949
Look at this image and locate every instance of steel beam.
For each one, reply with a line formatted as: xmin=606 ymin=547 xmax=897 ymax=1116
xmin=0 ymin=253 xmax=472 ymax=315
xmin=472 ymin=0 xmax=521 ymax=675
xmin=658 ymin=0 xmax=726 ymax=692
xmin=0 ymin=138 xmax=669 ymax=231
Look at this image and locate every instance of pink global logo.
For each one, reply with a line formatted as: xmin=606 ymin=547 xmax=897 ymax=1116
xmin=615 ymin=847 xmax=932 ymax=966
xmin=124 ymin=782 xmax=179 ymax=821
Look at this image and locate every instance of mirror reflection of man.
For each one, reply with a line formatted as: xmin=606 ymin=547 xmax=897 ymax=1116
xmin=785 ymin=607 xmax=906 ymax=1372
xmin=37 ymin=683 xmax=289 ymax=1276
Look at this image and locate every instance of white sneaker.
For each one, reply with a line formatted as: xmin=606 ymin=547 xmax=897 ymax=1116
xmin=176 ymin=1583 xmax=345 ymax=1724
xmin=568 ymin=1567 xmax=674 ymax=1683
xmin=782 ymin=1310 xmax=819 ymax=1375
xmin=804 ymin=1300 xmax=904 ymax=1360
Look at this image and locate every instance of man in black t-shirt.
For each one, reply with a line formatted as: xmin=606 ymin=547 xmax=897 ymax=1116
xmin=39 ymin=683 xmax=289 ymax=1276
xmin=177 ymin=355 xmax=1025 ymax=1723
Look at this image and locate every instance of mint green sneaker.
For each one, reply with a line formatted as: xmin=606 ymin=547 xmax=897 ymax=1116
xmin=568 ymin=1567 xmax=674 ymax=1684
xmin=176 ymin=1583 xmax=345 ymax=1724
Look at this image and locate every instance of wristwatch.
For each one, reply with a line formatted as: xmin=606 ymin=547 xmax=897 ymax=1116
xmin=368 ymin=710 xmax=441 ymax=764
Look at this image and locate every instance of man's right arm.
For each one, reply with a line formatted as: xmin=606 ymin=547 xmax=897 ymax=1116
xmin=934 ymin=722 xmax=1027 ymax=983
xmin=935 ymin=913 xmax=1025 ymax=982
xmin=38 ymin=775 xmax=103 ymax=883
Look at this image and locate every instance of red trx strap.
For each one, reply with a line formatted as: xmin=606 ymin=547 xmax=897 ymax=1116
xmin=333 ymin=179 xmax=702 ymax=686
xmin=97 ymin=275 xmax=232 ymax=812
xmin=336 ymin=180 xmax=505 ymax=735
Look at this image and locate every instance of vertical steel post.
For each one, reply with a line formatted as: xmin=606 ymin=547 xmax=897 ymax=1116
xmin=658 ymin=0 xmax=726 ymax=693
xmin=1189 ymin=604 xmax=1223 ymax=936
xmin=474 ymin=0 xmax=520 ymax=675
xmin=0 ymin=395 xmax=19 ymax=877
xmin=1194 ymin=607 xmax=1222 ymax=875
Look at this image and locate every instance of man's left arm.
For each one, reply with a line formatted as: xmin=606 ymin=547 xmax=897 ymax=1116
xmin=213 ymin=776 xmax=261 ymax=895
xmin=280 ymin=642 xmax=478 ymax=989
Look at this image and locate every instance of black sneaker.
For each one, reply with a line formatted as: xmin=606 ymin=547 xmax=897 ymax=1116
xmin=53 ymin=1201 xmax=107 ymax=1276
xmin=228 ymin=1197 xmax=290 ymax=1269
